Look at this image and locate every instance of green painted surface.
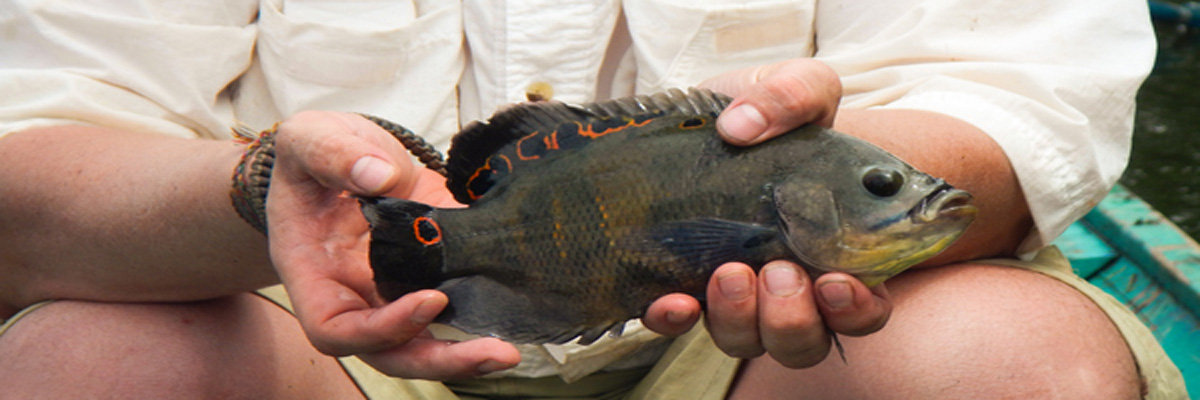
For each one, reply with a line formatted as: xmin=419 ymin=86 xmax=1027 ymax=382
xmin=1056 ymin=222 xmax=1119 ymax=278
xmin=1054 ymin=185 xmax=1200 ymax=397
xmin=1085 ymin=185 xmax=1200 ymax=317
xmin=1089 ymin=258 xmax=1200 ymax=399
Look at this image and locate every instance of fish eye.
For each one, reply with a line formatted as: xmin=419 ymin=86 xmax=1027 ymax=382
xmin=862 ymin=167 xmax=904 ymax=197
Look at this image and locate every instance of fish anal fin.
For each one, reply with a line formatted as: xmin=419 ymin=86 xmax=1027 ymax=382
xmin=435 ymin=276 xmax=621 ymax=345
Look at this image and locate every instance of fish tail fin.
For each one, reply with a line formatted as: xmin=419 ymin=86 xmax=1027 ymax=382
xmin=359 ymin=197 xmax=447 ymax=301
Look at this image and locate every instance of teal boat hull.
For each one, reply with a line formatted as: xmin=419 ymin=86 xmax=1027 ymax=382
xmin=1054 ymin=184 xmax=1199 ymax=397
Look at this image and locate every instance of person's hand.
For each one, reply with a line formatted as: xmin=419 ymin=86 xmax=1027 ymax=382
xmin=641 ymin=59 xmax=893 ymax=368
xmin=264 ymin=111 xmax=520 ymax=379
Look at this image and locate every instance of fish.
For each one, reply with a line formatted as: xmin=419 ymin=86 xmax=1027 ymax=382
xmin=359 ymin=88 xmax=977 ymax=345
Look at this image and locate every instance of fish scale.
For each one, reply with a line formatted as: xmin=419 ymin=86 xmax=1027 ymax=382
xmin=432 ymin=114 xmax=778 ymax=339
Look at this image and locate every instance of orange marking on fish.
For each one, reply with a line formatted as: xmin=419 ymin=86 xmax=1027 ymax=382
xmin=466 ymin=168 xmax=487 ymax=200
xmin=494 ymin=154 xmax=513 ymax=172
xmin=412 ymin=216 xmax=442 ymax=246
xmin=465 ymin=155 xmax=514 ymax=201
xmin=552 ymin=197 xmax=568 ymax=260
xmin=577 ymin=117 xmax=654 ymax=138
xmin=595 ymin=200 xmax=610 ymax=229
xmin=516 ymin=131 xmax=543 ymax=160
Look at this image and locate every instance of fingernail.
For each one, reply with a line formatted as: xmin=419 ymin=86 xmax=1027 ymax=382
xmin=717 ymin=270 xmax=753 ymax=300
xmin=763 ymin=264 xmax=802 ymax=297
xmin=667 ymin=309 xmax=693 ymax=325
xmin=409 ymin=298 xmax=442 ymax=325
xmin=718 ymin=104 xmax=767 ymax=144
xmin=818 ymin=280 xmax=854 ymax=311
xmin=350 ymin=156 xmax=395 ymax=194
xmin=477 ymin=359 xmax=515 ymax=374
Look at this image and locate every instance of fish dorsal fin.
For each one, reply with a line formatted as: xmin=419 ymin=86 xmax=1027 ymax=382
xmin=445 ymin=88 xmax=732 ymax=204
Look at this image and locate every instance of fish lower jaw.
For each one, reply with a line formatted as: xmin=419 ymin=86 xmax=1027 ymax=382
xmin=822 ymin=234 xmax=963 ymax=286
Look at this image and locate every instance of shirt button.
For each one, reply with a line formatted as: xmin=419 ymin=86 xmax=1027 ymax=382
xmin=526 ymin=81 xmax=554 ymax=102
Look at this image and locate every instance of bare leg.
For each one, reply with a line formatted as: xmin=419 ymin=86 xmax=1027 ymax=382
xmin=728 ymin=263 xmax=1142 ymax=400
xmin=0 ymin=293 xmax=364 ymax=399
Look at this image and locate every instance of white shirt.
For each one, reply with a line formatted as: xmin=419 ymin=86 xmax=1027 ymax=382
xmin=0 ymin=0 xmax=1156 ymax=380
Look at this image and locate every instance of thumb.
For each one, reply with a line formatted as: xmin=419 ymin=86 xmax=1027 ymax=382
xmin=699 ymin=59 xmax=842 ymax=146
xmin=273 ymin=111 xmax=417 ymax=197
xmin=348 ymin=155 xmax=400 ymax=196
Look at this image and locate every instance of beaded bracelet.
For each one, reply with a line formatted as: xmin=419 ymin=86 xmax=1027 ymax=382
xmin=230 ymin=124 xmax=276 ymax=234
xmin=228 ymin=115 xmax=447 ymax=235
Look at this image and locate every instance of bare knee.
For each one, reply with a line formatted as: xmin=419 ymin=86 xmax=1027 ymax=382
xmin=0 ymin=295 xmax=362 ymax=399
xmin=730 ymin=263 xmax=1142 ymax=399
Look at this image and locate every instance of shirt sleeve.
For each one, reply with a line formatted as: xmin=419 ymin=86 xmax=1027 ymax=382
xmin=0 ymin=1 xmax=258 ymax=140
xmin=814 ymin=0 xmax=1157 ymax=252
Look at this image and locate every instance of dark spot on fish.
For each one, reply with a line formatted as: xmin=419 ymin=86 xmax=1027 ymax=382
xmin=516 ymin=131 xmax=546 ymax=160
xmin=679 ymin=117 xmax=706 ymax=129
xmin=413 ymin=216 xmax=442 ymax=245
xmin=466 ymin=155 xmax=513 ymax=200
xmin=466 ymin=168 xmax=492 ymax=200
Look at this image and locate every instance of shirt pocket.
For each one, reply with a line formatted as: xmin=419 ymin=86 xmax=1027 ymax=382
xmin=256 ymin=0 xmax=461 ymax=88
xmin=623 ymin=0 xmax=816 ymax=92
xmin=246 ymin=0 xmax=463 ymax=143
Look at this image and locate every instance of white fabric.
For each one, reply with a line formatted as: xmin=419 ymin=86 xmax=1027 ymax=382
xmin=0 ymin=0 xmax=1156 ymax=378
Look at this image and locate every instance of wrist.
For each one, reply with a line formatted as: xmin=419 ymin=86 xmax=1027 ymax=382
xmin=230 ymin=125 xmax=276 ymax=235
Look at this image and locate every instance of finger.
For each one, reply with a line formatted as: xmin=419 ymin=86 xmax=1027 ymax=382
xmin=815 ymin=273 xmax=893 ymax=336
xmin=290 ymin=287 xmax=449 ymax=357
xmin=700 ymin=59 xmax=842 ymax=146
xmin=643 ymin=293 xmax=701 ymax=337
xmin=704 ymin=263 xmax=764 ymax=358
xmin=401 ymin=168 xmax=463 ymax=208
xmin=273 ymin=110 xmax=417 ymax=197
xmin=358 ymin=336 xmax=521 ymax=381
xmin=758 ymin=260 xmax=831 ymax=368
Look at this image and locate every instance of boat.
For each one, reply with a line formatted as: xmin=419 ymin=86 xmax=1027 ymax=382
xmin=1149 ymin=0 xmax=1200 ymax=28
xmin=1054 ymin=184 xmax=1200 ymax=397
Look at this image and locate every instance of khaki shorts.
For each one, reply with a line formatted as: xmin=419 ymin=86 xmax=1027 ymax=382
xmin=1 ymin=247 xmax=1184 ymax=399
xmin=250 ymin=286 xmax=738 ymax=400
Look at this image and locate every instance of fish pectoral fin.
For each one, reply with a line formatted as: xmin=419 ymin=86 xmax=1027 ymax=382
xmin=435 ymin=276 xmax=620 ymax=345
xmin=646 ymin=219 xmax=783 ymax=267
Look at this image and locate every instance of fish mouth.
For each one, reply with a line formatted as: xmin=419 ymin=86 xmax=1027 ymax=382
xmin=913 ymin=183 xmax=977 ymax=223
